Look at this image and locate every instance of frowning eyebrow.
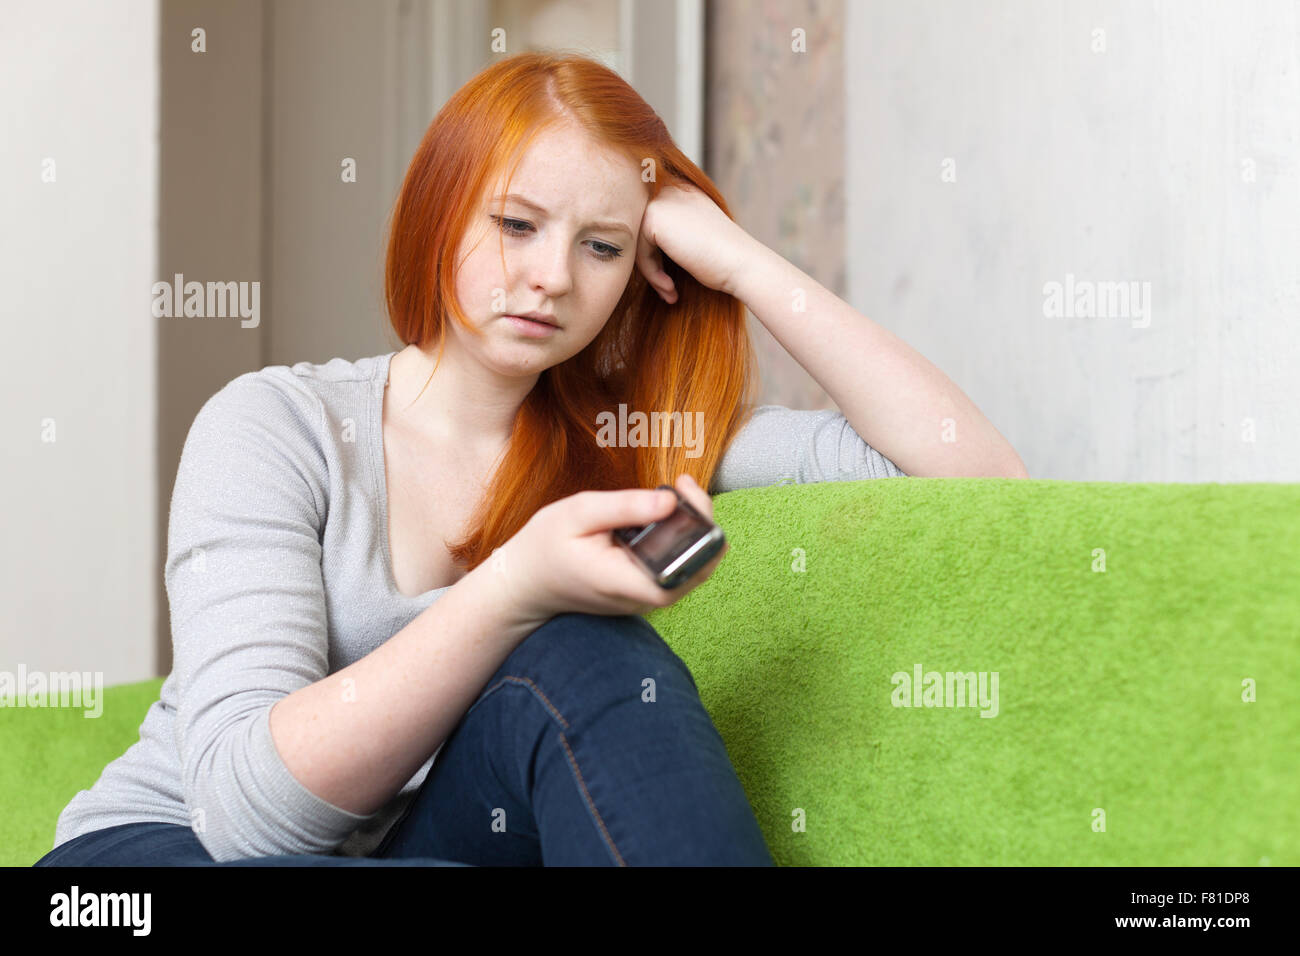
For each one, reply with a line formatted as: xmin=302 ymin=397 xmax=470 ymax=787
xmin=487 ymin=193 xmax=634 ymax=239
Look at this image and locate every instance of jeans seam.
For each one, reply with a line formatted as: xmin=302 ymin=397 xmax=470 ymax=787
xmin=477 ymin=675 xmax=569 ymax=730
xmin=476 ymin=674 xmax=626 ymax=867
xmin=553 ymin=728 xmax=626 ymax=866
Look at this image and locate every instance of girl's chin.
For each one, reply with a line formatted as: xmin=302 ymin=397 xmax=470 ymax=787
xmin=480 ymin=349 xmax=566 ymax=378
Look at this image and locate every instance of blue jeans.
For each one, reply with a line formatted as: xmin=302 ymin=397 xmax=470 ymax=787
xmin=34 ymin=612 xmax=775 ymax=867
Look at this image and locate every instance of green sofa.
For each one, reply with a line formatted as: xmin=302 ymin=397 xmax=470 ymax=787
xmin=6 ymin=478 xmax=1297 ymax=866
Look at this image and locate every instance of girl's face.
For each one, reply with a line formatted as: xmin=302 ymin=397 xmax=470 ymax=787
xmin=447 ymin=121 xmax=648 ymax=381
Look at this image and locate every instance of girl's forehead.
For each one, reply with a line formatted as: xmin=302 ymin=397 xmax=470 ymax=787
xmin=485 ymin=153 xmax=649 ymax=223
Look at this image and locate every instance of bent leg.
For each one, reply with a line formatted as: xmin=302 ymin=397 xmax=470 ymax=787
xmin=35 ymin=823 xmax=216 ymax=866
xmin=378 ymin=612 xmax=775 ymax=866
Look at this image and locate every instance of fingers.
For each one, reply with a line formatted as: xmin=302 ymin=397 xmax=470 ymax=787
xmin=635 ymin=229 xmax=677 ymax=303
xmin=652 ymin=474 xmax=728 ymax=601
xmin=568 ymin=487 xmax=677 ymax=535
xmin=562 ymin=478 xmax=709 ymax=538
xmin=634 ymin=230 xmax=661 ymax=287
xmin=673 ymin=472 xmax=714 ymax=521
xmin=606 ymin=546 xmax=683 ymax=608
xmin=564 ymin=478 xmax=724 ymax=612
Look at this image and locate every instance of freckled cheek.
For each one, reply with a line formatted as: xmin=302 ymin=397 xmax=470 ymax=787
xmin=584 ymin=275 xmax=630 ymax=326
xmin=455 ymin=251 xmax=628 ymax=324
xmin=456 ymin=258 xmax=504 ymax=316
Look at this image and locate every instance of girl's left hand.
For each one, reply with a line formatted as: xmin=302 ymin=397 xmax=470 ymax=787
xmin=635 ymin=181 xmax=756 ymax=303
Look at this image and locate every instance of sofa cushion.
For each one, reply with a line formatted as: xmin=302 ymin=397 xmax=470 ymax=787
xmin=9 ymin=478 xmax=1297 ymax=866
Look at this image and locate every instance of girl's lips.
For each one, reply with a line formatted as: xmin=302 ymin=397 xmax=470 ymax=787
xmin=506 ymin=314 xmax=559 ymax=337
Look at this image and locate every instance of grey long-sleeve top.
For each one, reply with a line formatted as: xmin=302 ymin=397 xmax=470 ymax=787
xmin=50 ymin=350 xmax=906 ymax=862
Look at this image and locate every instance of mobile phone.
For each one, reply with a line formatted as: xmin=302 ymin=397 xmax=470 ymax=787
xmin=612 ymin=484 xmax=727 ymax=590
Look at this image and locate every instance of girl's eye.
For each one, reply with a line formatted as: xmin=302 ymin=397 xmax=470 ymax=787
xmin=491 ymin=215 xmax=532 ymax=237
xmin=490 ymin=215 xmax=623 ymax=262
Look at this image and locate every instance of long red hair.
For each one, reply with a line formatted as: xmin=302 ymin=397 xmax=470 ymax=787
xmin=384 ymin=51 xmax=759 ymax=573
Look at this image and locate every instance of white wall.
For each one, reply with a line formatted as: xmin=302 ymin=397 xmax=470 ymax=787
xmin=846 ymin=0 xmax=1300 ymax=482
xmin=0 ymin=0 xmax=159 ymax=684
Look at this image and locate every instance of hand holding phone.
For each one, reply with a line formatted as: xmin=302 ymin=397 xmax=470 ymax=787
xmin=487 ymin=474 xmax=730 ymax=627
xmin=612 ymin=481 xmax=727 ymax=590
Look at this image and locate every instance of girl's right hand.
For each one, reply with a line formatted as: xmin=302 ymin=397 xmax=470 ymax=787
xmin=490 ymin=474 xmax=729 ymax=626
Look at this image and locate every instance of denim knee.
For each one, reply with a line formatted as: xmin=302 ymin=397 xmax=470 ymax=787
xmin=501 ymin=612 xmax=699 ymax=696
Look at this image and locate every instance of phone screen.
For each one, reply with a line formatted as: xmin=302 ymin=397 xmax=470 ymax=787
xmin=621 ymin=505 xmax=712 ymax=568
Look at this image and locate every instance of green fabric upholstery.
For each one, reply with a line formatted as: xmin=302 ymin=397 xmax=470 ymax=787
xmin=7 ymin=478 xmax=1296 ymax=866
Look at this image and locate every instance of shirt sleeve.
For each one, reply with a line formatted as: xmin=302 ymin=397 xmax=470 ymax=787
xmin=164 ymin=369 xmax=378 ymax=862
xmin=709 ymin=404 xmax=908 ymax=494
